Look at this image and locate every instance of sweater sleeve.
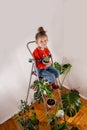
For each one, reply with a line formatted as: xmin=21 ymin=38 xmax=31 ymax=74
xmin=33 ymin=48 xmax=46 ymax=69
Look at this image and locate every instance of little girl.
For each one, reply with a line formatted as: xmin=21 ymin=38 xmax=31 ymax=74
xmin=33 ymin=27 xmax=60 ymax=88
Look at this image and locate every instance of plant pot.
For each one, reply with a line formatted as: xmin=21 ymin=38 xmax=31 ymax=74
xmin=42 ymin=56 xmax=49 ymax=64
xmin=71 ymin=126 xmax=79 ymax=130
xmin=56 ymin=109 xmax=64 ymax=118
xmin=47 ymin=98 xmax=56 ymax=109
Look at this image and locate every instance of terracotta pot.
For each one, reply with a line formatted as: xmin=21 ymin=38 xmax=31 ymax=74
xmin=47 ymin=98 xmax=56 ymax=109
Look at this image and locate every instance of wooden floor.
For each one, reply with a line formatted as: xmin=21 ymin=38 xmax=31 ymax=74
xmin=0 ymin=92 xmax=87 ymax=130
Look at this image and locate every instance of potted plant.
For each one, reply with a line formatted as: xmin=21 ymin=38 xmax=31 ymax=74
xmin=42 ymin=56 xmax=50 ymax=64
xmin=47 ymin=89 xmax=81 ymax=130
xmin=47 ymin=113 xmax=67 ymax=130
xmin=33 ymin=79 xmax=52 ymax=103
xmin=46 ymin=99 xmax=66 ymax=130
xmin=54 ymin=61 xmax=72 ymax=88
xmin=62 ymin=89 xmax=82 ymax=117
xmin=53 ymin=61 xmax=82 ymax=129
xmin=47 ymin=98 xmax=56 ymax=109
xmin=16 ymin=100 xmax=39 ymax=130
xmin=54 ymin=62 xmax=82 ymax=117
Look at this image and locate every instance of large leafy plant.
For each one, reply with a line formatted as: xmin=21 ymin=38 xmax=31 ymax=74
xmin=62 ymin=89 xmax=82 ymax=117
xmin=53 ymin=61 xmax=82 ymax=129
xmin=54 ymin=62 xmax=72 ymax=75
xmin=54 ymin=62 xmax=72 ymax=86
xmin=34 ymin=79 xmax=52 ymax=102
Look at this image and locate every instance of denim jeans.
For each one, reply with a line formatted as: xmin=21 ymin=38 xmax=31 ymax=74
xmin=37 ymin=66 xmax=60 ymax=83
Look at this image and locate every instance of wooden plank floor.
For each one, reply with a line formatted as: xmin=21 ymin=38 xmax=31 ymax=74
xmin=0 ymin=94 xmax=87 ymax=130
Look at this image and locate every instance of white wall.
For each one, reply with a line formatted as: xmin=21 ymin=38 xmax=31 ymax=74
xmin=63 ymin=0 xmax=87 ymax=99
xmin=0 ymin=0 xmax=64 ymax=124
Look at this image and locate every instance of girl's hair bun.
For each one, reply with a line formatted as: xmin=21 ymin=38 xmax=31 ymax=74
xmin=38 ymin=27 xmax=46 ymax=33
xmin=35 ymin=26 xmax=47 ymax=40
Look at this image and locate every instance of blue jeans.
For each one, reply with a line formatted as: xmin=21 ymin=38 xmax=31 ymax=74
xmin=37 ymin=66 xmax=60 ymax=83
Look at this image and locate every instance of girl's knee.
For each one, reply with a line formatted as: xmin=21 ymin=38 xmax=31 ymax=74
xmin=48 ymin=74 xmax=55 ymax=83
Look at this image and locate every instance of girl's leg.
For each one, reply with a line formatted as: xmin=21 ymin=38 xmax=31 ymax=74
xmin=46 ymin=66 xmax=60 ymax=88
xmin=46 ymin=66 xmax=60 ymax=78
xmin=39 ymin=69 xmax=55 ymax=83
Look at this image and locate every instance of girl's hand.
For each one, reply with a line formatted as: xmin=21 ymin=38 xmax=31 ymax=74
xmin=46 ymin=61 xmax=52 ymax=67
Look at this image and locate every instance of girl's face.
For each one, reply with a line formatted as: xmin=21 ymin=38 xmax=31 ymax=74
xmin=36 ymin=36 xmax=48 ymax=49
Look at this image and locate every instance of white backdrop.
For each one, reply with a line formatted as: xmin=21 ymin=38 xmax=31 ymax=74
xmin=0 ymin=0 xmax=87 ymax=124
xmin=63 ymin=0 xmax=87 ymax=99
xmin=0 ymin=0 xmax=64 ymax=124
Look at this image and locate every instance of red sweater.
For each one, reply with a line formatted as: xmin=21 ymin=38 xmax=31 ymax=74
xmin=33 ymin=47 xmax=51 ymax=69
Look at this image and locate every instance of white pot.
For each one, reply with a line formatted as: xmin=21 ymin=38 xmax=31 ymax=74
xmin=56 ymin=109 xmax=64 ymax=118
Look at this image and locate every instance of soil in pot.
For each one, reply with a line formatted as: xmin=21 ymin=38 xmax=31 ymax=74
xmin=47 ymin=98 xmax=56 ymax=109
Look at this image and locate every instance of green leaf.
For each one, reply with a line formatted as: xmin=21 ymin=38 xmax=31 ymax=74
xmin=62 ymin=91 xmax=82 ymax=117
xmin=58 ymin=123 xmax=67 ymax=130
xmin=61 ymin=64 xmax=72 ymax=74
xmin=54 ymin=62 xmax=62 ymax=73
